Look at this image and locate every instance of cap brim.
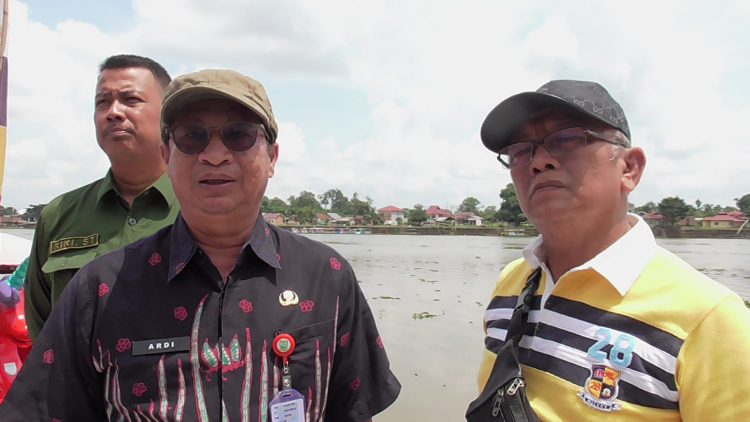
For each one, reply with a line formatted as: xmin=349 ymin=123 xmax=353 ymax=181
xmin=161 ymin=86 xmax=273 ymax=138
xmin=480 ymin=92 xmax=586 ymax=153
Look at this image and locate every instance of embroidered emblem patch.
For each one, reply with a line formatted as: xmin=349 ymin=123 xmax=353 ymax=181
xmin=3 ymin=362 xmax=18 ymax=376
xmin=577 ymin=364 xmax=622 ymax=412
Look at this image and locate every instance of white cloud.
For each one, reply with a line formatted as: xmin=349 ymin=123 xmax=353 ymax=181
xmin=2 ymin=0 xmax=748 ymax=212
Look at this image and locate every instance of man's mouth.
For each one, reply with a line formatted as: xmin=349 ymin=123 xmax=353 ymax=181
xmin=531 ymin=181 xmax=564 ymax=194
xmin=106 ymin=127 xmax=133 ymax=136
xmin=199 ymin=179 xmax=233 ymax=185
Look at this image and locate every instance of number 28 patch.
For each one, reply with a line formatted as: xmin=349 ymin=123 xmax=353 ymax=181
xmin=577 ymin=328 xmax=637 ymax=412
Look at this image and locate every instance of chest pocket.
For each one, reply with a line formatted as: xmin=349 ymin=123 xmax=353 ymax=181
xmin=42 ymin=249 xmax=99 ymax=275
xmin=42 ymin=249 xmax=99 ymax=300
xmin=285 ymin=319 xmax=336 ymax=393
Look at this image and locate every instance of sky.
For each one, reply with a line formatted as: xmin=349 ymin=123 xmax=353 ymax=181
xmin=2 ymin=0 xmax=749 ymax=212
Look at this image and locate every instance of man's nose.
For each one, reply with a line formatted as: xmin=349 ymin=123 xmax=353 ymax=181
xmin=106 ymin=100 xmax=125 ymax=121
xmin=198 ymin=131 xmax=232 ymax=165
xmin=529 ymin=142 xmax=559 ymax=173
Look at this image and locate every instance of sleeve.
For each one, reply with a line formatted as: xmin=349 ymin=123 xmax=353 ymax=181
xmin=677 ymin=294 xmax=750 ymax=421
xmin=24 ymin=212 xmax=52 ymax=340
xmin=325 ymin=262 xmax=401 ymax=422
xmin=0 ymin=265 xmax=105 ymax=420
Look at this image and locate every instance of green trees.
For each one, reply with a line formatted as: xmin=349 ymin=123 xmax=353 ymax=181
xmin=347 ymin=193 xmax=379 ymax=224
xmin=319 ymin=189 xmax=348 ymax=214
xmin=23 ymin=204 xmax=46 ymax=222
xmin=260 ymin=189 xmax=380 ymax=225
xmin=481 ymin=206 xmax=499 ymax=223
xmin=253 ymin=188 xmax=749 ymax=228
xmin=408 ymin=204 xmax=428 ymax=225
xmin=261 ymin=196 xmax=290 ymax=214
xmin=458 ymin=197 xmax=481 ymax=214
xmin=286 ymin=191 xmax=322 ymax=224
xmin=0 ymin=206 xmax=18 ymax=216
xmin=634 ymin=201 xmax=657 ymax=214
xmin=498 ymin=183 xmax=526 ymax=226
xmin=736 ymin=194 xmax=750 ymax=215
xmin=658 ymin=197 xmax=691 ymax=226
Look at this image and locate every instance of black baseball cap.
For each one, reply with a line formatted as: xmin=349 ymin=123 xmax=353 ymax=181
xmin=480 ymin=80 xmax=630 ymax=153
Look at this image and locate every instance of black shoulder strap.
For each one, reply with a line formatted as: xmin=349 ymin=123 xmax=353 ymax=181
xmin=504 ymin=268 xmax=542 ymax=347
xmin=468 ymin=267 xmax=543 ymax=414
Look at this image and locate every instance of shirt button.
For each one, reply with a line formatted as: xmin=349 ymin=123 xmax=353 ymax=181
xmin=128 ymin=217 xmax=137 ymax=226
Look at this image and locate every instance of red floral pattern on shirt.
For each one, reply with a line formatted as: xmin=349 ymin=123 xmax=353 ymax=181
xmin=340 ymin=332 xmax=350 ymax=347
xmin=239 ymin=299 xmax=254 ymax=313
xmin=132 ymin=382 xmax=147 ymax=397
xmin=42 ymin=349 xmax=54 ymax=365
xmin=115 ymin=338 xmax=132 ymax=353
xmin=377 ymin=336 xmax=384 ymax=349
xmin=98 ymin=283 xmax=109 ymax=297
xmin=300 ymin=300 xmax=314 ymax=313
xmin=174 ymin=306 xmax=188 ymax=321
xmin=350 ymin=377 xmax=361 ymax=391
xmin=329 ymin=257 xmax=342 ymax=271
xmin=148 ymin=252 xmax=162 ymax=266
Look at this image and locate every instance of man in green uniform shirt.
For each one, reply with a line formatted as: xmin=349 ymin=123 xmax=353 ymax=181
xmin=24 ymin=55 xmax=180 ymax=339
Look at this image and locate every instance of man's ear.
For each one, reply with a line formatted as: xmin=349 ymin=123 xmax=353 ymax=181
xmin=267 ymin=142 xmax=279 ymax=178
xmin=621 ymin=147 xmax=646 ymax=193
xmin=161 ymin=142 xmax=170 ymax=165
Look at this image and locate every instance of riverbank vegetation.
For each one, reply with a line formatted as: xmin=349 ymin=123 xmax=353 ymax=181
xmin=257 ymin=185 xmax=748 ymax=233
xmin=4 ymin=188 xmax=748 ymax=234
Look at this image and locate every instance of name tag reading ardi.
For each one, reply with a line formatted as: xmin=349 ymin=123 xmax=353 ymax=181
xmin=132 ymin=337 xmax=190 ymax=356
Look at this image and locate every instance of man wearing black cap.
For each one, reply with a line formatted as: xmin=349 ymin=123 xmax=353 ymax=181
xmin=474 ymin=80 xmax=750 ymax=420
xmin=0 ymin=69 xmax=400 ymax=421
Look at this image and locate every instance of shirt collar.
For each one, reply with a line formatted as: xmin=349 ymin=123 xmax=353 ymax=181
xmin=96 ymin=170 xmax=174 ymax=208
xmin=243 ymin=215 xmax=282 ymax=270
xmin=167 ymin=213 xmax=281 ymax=283
xmin=95 ymin=169 xmax=118 ymax=205
xmin=522 ymin=213 xmax=656 ymax=296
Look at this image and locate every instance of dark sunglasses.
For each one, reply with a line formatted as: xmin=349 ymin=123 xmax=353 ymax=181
xmin=163 ymin=121 xmax=269 ymax=154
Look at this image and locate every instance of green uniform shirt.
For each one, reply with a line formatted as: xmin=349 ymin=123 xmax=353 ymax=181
xmin=24 ymin=170 xmax=179 ymax=339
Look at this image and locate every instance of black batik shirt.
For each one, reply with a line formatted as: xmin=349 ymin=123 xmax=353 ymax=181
xmin=0 ymin=214 xmax=400 ymax=421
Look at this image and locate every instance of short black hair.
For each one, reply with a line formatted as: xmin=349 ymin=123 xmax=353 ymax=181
xmin=99 ymin=54 xmax=171 ymax=90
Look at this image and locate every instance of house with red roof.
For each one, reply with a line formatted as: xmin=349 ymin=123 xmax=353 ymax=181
xmin=701 ymin=211 xmax=747 ymax=229
xmin=641 ymin=212 xmax=665 ymax=227
xmin=377 ymin=206 xmax=408 ymax=225
xmin=426 ymin=205 xmax=453 ymax=219
xmin=262 ymin=213 xmax=286 ymax=226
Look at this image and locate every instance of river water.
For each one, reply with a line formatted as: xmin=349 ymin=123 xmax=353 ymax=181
xmin=3 ymin=229 xmax=749 ymax=421
xmin=306 ymin=234 xmax=750 ymax=421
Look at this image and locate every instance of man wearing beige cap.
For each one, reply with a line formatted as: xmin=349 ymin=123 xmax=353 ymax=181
xmin=0 ymin=69 xmax=400 ymax=421
xmin=468 ymin=80 xmax=750 ymax=421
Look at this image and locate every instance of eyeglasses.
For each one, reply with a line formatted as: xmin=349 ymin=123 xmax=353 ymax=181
xmin=497 ymin=126 xmax=628 ymax=169
xmin=163 ymin=121 xmax=269 ymax=155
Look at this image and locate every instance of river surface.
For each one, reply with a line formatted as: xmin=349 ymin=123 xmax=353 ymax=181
xmin=2 ymin=229 xmax=749 ymax=421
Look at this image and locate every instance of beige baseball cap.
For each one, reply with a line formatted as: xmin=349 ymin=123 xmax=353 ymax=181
xmin=161 ymin=69 xmax=278 ymax=142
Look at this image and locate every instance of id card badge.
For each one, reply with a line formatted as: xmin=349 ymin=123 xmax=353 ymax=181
xmin=270 ymin=388 xmax=306 ymax=422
